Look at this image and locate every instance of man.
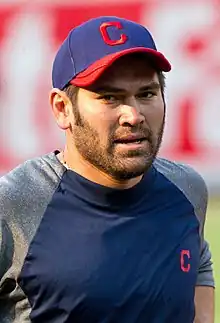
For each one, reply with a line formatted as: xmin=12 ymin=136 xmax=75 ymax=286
xmin=0 ymin=16 xmax=215 ymax=323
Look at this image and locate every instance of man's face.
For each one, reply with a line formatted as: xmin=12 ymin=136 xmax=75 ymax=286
xmin=70 ymin=54 xmax=165 ymax=180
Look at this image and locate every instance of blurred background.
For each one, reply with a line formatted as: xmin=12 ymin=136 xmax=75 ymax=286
xmin=0 ymin=0 xmax=219 ymax=318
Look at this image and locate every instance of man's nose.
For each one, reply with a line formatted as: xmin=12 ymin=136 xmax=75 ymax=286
xmin=118 ymin=101 xmax=145 ymax=126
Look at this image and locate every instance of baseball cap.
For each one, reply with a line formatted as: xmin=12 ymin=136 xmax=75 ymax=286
xmin=52 ymin=16 xmax=171 ymax=89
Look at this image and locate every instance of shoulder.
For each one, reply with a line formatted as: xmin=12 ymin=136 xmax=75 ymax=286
xmin=154 ymin=157 xmax=208 ymax=227
xmin=0 ymin=153 xmax=66 ymax=278
xmin=154 ymin=157 xmax=208 ymax=197
xmin=0 ymin=152 xmax=65 ymax=222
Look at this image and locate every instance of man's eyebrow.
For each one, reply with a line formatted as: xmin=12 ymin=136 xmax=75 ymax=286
xmin=92 ymin=81 xmax=161 ymax=94
xmin=138 ymin=82 xmax=161 ymax=92
xmin=92 ymin=86 xmax=126 ymax=94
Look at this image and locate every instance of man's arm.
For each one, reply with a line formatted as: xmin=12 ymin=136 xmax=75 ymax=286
xmin=194 ymin=286 xmax=215 ymax=323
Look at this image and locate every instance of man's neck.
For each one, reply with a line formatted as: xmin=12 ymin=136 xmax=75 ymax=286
xmin=57 ymin=150 xmax=142 ymax=190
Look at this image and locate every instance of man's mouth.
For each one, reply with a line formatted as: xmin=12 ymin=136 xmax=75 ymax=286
xmin=114 ymin=135 xmax=147 ymax=145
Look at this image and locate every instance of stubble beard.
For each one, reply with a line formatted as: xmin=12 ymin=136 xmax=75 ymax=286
xmin=72 ymin=107 xmax=165 ymax=180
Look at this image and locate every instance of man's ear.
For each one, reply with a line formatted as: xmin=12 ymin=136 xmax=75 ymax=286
xmin=49 ymin=88 xmax=73 ymax=130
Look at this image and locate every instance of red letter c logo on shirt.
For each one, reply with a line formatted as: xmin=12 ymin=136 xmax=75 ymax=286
xmin=100 ymin=22 xmax=128 ymax=46
xmin=181 ymin=250 xmax=191 ymax=272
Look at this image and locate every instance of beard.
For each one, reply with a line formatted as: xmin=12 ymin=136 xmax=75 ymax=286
xmin=72 ymin=106 xmax=164 ymax=180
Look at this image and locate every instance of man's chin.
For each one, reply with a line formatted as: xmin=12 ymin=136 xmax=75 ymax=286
xmin=109 ymin=159 xmax=153 ymax=180
xmin=110 ymin=169 xmax=146 ymax=181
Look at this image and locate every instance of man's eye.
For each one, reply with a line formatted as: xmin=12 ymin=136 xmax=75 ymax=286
xmin=98 ymin=95 xmax=117 ymax=102
xmin=137 ymin=92 xmax=156 ymax=99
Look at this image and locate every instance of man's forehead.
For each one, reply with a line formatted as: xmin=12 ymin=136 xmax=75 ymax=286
xmin=92 ymin=54 xmax=159 ymax=88
xmin=90 ymin=71 xmax=159 ymax=94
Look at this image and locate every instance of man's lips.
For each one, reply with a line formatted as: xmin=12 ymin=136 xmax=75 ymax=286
xmin=114 ymin=134 xmax=147 ymax=144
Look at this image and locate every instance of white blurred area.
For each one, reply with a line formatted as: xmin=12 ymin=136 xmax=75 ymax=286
xmin=0 ymin=0 xmax=220 ymax=193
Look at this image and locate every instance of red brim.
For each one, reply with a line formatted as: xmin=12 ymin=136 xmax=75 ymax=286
xmin=70 ymin=47 xmax=171 ymax=87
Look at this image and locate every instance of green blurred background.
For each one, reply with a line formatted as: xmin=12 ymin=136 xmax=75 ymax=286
xmin=206 ymin=197 xmax=219 ymax=321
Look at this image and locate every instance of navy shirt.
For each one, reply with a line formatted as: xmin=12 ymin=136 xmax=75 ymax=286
xmin=0 ymin=152 xmax=214 ymax=323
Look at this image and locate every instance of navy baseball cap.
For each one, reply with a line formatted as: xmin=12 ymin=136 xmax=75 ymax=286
xmin=52 ymin=16 xmax=171 ymax=89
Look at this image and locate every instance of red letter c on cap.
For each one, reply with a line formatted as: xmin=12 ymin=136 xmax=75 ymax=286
xmin=100 ymin=22 xmax=128 ymax=46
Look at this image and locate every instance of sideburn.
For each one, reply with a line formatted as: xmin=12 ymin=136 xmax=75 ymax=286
xmin=72 ymin=105 xmax=84 ymax=127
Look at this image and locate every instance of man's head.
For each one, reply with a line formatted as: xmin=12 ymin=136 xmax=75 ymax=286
xmin=50 ymin=16 xmax=171 ymax=181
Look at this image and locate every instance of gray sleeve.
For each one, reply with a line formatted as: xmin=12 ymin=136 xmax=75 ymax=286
xmin=154 ymin=158 xmax=215 ymax=288
xmin=0 ymin=174 xmax=15 ymax=284
xmin=185 ymin=165 xmax=215 ymax=287
xmin=191 ymin=172 xmax=214 ymax=287
xmin=0 ymin=153 xmax=64 ymax=281
xmin=0 ymin=216 xmax=14 ymax=281
xmin=0 ymin=153 xmax=65 ymax=322
xmin=197 ymin=240 xmax=214 ymax=286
